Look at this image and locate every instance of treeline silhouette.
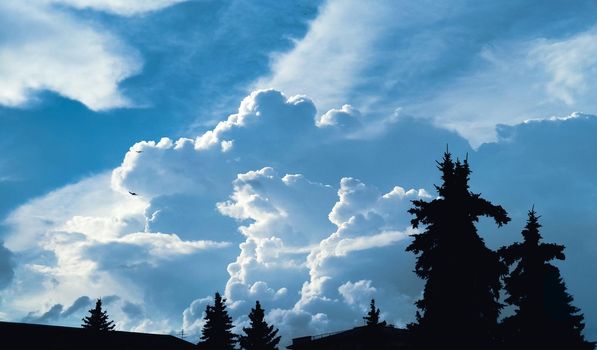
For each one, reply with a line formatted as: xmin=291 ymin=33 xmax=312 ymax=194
xmin=78 ymin=151 xmax=594 ymax=350
xmin=405 ymin=151 xmax=594 ymax=350
xmin=197 ymin=292 xmax=280 ymax=350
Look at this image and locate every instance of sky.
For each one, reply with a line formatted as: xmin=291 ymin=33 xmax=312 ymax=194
xmin=0 ymin=0 xmax=596 ymax=346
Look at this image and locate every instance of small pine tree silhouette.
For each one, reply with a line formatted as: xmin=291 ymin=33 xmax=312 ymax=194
xmin=363 ymin=299 xmax=386 ymax=327
xmin=239 ymin=301 xmax=281 ymax=350
xmin=199 ymin=292 xmax=237 ymax=350
xmin=499 ymin=209 xmax=595 ymax=349
xmin=81 ymin=298 xmax=115 ymax=331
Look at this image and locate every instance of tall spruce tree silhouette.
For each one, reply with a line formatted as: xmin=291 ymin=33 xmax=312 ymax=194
xmin=406 ymin=151 xmax=510 ymax=349
xmin=199 ymin=292 xmax=237 ymax=350
xmin=363 ymin=299 xmax=386 ymax=327
xmin=499 ymin=209 xmax=595 ymax=349
xmin=81 ymin=298 xmax=115 ymax=331
xmin=239 ymin=301 xmax=281 ymax=350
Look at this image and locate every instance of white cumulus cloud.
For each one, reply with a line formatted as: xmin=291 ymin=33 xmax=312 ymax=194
xmin=317 ymin=104 xmax=363 ymax=130
xmin=338 ymin=280 xmax=376 ymax=306
xmin=4 ymin=84 xmax=596 ymax=343
xmin=216 ymin=168 xmax=427 ymax=343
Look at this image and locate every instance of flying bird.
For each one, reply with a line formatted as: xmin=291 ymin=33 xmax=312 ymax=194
xmin=128 ymin=191 xmax=138 ymax=196
xmin=135 ymin=150 xmax=142 ymax=153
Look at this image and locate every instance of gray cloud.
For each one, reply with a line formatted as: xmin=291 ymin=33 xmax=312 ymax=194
xmin=101 ymin=295 xmax=121 ymax=306
xmin=122 ymin=301 xmax=144 ymax=320
xmin=62 ymin=296 xmax=92 ymax=318
xmin=22 ymin=296 xmax=93 ymax=324
xmin=22 ymin=304 xmax=64 ymax=324
xmin=0 ymin=241 xmax=15 ymax=289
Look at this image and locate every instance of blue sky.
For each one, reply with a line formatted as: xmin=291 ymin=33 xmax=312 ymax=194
xmin=0 ymin=0 xmax=596 ymax=345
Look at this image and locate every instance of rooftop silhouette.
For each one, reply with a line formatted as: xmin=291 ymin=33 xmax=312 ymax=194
xmin=0 ymin=321 xmax=194 ymax=350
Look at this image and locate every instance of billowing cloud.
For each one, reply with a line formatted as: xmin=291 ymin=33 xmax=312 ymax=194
xmin=291 ymin=178 xmax=425 ymax=335
xmin=317 ymin=105 xmax=362 ymax=130
xmin=2 ymin=85 xmax=596 ymax=344
xmin=216 ymin=167 xmax=337 ymax=315
xmin=1 ymin=89 xmax=323 ymax=334
xmin=212 ymin=167 xmax=427 ymax=343
xmin=1 ymin=0 xmax=596 ymax=344
xmin=111 ymin=89 xmax=318 ymax=201
xmin=182 ymin=295 xmax=212 ymax=338
xmin=1 ymin=172 xmax=231 ymax=332
xmin=338 ymin=280 xmax=376 ymax=306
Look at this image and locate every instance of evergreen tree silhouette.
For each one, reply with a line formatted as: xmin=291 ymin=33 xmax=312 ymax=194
xmin=406 ymin=151 xmax=510 ymax=349
xmin=81 ymin=298 xmax=115 ymax=331
xmin=199 ymin=292 xmax=237 ymax=350
xmin=499 ymin=209 xmax=595 ymax=349
xmin=363 ymin=299 xmax=386 ymax=327
xmin=239 ymin=301 xmax=280 ymax=350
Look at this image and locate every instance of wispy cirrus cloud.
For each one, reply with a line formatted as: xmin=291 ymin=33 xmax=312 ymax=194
xmin=41 ymin=0 xmax=188 ymax=16
xmin=258 ymin=0 xmax=597 ymax=146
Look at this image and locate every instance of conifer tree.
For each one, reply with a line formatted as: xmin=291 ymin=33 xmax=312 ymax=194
xmin=363 ymin=299 xmax=386 ymax=327
xmin=239 ymin=301 xmax=280 ymax=350
xmin=406 ymin=151 xmax=510 ymax=349
xmin=81 ymin=298 xmax=115 ymax=331
xmin=199 ymin=292 xmax=237 ymax=350
xmin=499 ymin=209 xmax=595 ymax=349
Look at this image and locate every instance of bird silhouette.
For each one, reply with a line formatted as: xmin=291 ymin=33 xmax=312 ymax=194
xmin=135 ymin=150 xmax=142 ymax=153
xmin=128 ymin=191 xmax=138 ymax=196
